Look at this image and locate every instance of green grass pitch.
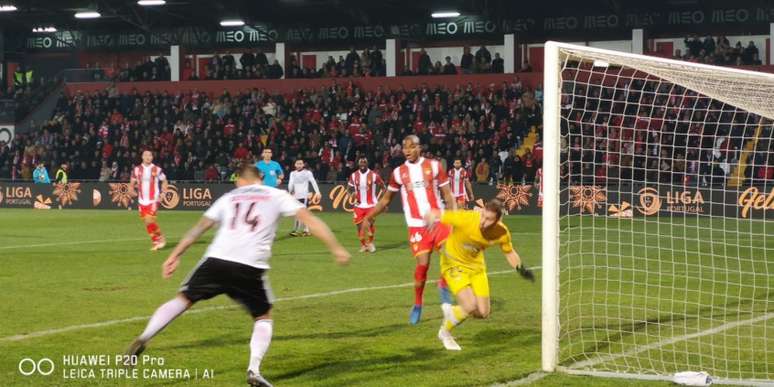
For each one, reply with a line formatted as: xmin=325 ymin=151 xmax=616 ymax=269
xmin=0 ymin=209 xmax=755 ymax=386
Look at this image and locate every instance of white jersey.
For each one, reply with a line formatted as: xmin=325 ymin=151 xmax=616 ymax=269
xmin=288 ymin=169 xmax=320 ymax=200
xmin=132 ymin=163 xmax=166 ymax=206
xmin=202 ymin=184 xmax=304 ymax=269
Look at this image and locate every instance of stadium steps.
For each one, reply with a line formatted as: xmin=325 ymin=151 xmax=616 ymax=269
xmin=727 ymin=123 xmax=764 ymax=188
xmin=15 ymin=82 xmax=64 ymax=133
xmin=516 ymin=126 xmax=538 ymax=156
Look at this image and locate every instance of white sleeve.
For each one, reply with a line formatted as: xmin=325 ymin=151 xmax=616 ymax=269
xmin=277 ymin=191 xmax=305 ymax=217
xmin=308 ymin=171 xmax=320 ymax=195
xmin=203 ymin=194 xmax=229 ymax=222
xmin=287 ymin=172 xmax=295 ymax=194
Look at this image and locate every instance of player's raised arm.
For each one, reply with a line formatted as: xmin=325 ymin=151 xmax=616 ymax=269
xmin=163 ymin=216 xmax=217 ymax=278
xmin=295 ymin=208 xmax=351 ymax=265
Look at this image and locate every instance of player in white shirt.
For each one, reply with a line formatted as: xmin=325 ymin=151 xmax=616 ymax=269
xmin=126 ymin=164 xmax=350 ymax=387
xmin=287 ymin=159 xmax=321 ymax=237
xmin=129 ymin=150 xmax=169 ymax=251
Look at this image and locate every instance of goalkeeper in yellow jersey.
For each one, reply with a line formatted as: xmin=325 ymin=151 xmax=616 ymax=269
xmin=424 ymin=199 xmax=534 ymax=351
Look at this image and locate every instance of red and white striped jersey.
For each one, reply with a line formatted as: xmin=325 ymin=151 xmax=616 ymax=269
xmin=536 ymin=167 xmax=543 ymax=194
xmin=348 ymin=169 xmax=383 ymax=209
xmin=388 ymin=157 xmax=449 ymax=227
xmin=448 ymin=167 xmax=469 ymax=198
xmin=133 ymin=163 xmax=166 ymax=206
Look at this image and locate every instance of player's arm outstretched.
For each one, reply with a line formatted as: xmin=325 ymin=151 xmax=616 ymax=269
xmin=359 ymin=189 xmax=395 ymax=232
xmin=295 ymin=208 xmax=350 ymax=265
xmin=162 ymin=216 xmax=217 ymax=278
xmin=502 ymin=242 xmax=534 ymax=283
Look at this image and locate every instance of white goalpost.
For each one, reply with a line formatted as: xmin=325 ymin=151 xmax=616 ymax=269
xmin=542 ymin=41 xmax=774 ymax=385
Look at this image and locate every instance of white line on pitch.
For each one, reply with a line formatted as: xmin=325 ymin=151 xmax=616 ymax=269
xmin=0 ymin=232 xmax=540 ymax=251
xmin=567 ymin=311 xmax=774 ymax=370
xmin=0 ymin=266 xmax=542 ymax=342
xmin=0 ymin=238 xmax=148 ymax=250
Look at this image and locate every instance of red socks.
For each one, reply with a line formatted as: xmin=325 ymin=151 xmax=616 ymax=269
xmin=146 ymin=222 xmax=162 ymax=242
xmin=414 ymin=264 xmax=429 ymax=305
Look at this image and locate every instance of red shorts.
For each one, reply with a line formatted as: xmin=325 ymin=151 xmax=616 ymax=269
xmin=407 ymin=223 xmax=451 ymax=257
xmin=139 ymin=203 xmax=159 ymax=218
xmin=353 ymin=207 xmax=375 ymax=224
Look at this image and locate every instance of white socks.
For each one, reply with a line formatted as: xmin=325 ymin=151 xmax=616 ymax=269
xmin=138 ymin=297 xmax=189 ymax=342
xmin=248 ymin=319 xmax=273 ymax=373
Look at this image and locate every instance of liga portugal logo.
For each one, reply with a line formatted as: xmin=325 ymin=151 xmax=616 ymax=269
xmin=160 ymin=184 xmax=180 ymax=209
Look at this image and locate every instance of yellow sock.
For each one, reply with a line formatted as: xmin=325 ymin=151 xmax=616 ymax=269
xmin=444 ymin=305 xmax=469 ymax=331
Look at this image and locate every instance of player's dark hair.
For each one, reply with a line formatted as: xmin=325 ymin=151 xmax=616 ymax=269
xmin=237 ymin=163 xmax=262 ymax=181
xmin=484 ymin=199 xmax=504 ymax=220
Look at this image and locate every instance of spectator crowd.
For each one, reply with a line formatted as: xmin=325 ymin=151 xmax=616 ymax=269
xmin=562 ymin=68 xmax=774 ymax=188
xmin=676 ymin=35 xmax=762 ymax=66
xmin=0 ymin=77 xmax=546 ymax=186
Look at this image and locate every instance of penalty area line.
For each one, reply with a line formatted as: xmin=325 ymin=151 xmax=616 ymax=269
xmin=1 ymin=267 xmax=541 ymax=342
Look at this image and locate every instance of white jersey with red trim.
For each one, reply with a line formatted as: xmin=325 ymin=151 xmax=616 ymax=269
xmin=133 ymin=163 xmax=166 ymax=206
xmin=448 ymin=167 xmax=469 ymax=198
xmin=387 ymin=157 xmax=449 ymax=227
xmin=348 ymin=169 xmax=383 ymax=209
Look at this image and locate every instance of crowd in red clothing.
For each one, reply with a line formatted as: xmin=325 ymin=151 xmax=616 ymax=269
xmin=0 ymin=78 xmax=546 ymax=185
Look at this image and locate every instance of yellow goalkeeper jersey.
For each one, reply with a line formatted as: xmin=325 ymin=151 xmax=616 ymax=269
xmin=439 ymin=210 xmax=514 ymax=272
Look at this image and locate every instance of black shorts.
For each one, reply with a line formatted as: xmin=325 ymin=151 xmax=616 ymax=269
xmin=179 ymin=257 xmax=274 ymax=318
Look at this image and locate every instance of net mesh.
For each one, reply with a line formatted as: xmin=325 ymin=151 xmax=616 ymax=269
xmin=555 ymin=46 xmax=774 ymax=383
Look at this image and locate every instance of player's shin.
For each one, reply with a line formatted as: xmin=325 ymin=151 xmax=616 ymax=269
xmin=146 ymin=221 xmax=162 ymax=242
xmin=248 ymin=319 xmax=273 ymax=373
xmin=138 ymin=296 xmax=190 ymax=342
xmin=442 ymin=304 xmax=469 ymax=332
xmin=438 ymin=276 xmax=453 ymax=304
xmin=413 ymin=264 xmax=429 ymax=305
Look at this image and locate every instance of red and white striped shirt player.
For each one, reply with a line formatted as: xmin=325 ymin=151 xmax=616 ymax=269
xmin=361 ymin=135 xmax=458 ymax=325
xmin=130 ymin=150 xmax=169 ymax=251
xmin=347 ymin=158 xmax=385 ymax=253
xmin=447 ymin=159 xmax=474 ymax=208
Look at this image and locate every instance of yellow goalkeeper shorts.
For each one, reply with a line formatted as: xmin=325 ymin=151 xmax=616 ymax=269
xmin=442 ymin=265 xmax=490 ymax=298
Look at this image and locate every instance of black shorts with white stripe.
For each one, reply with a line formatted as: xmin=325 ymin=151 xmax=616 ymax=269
xmin=179 ymin=257 xmax=273 ymax=318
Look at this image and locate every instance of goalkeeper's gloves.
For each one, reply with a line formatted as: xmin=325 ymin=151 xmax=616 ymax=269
xmin=516 ymin=264 xmax=535 ymax=283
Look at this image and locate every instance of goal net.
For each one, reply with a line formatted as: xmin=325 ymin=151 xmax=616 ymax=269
xmin=541 ymin=42 xmax=774 ymax=385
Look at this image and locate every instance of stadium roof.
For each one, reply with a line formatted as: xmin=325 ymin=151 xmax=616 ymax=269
xmin=0 ymin=0 xmax=703 ymax=33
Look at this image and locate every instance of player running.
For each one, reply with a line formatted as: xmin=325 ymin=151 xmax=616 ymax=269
xmin=346 ymin=157 xmax=384 ymax=253
xmin=130 ymin=150 xmax=168 ymax=251
xmin=288 ymin=159 xmax=321 ymax=237
xmin=424 ymin=199 xmax=534 ymax=351
xmin=125 ymin=164 xmax=350 ymax=387
xmin=448 ymin=158 xmax=474 ymax=209
xmin=361 ymin=135 xmax=457 ymax=324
